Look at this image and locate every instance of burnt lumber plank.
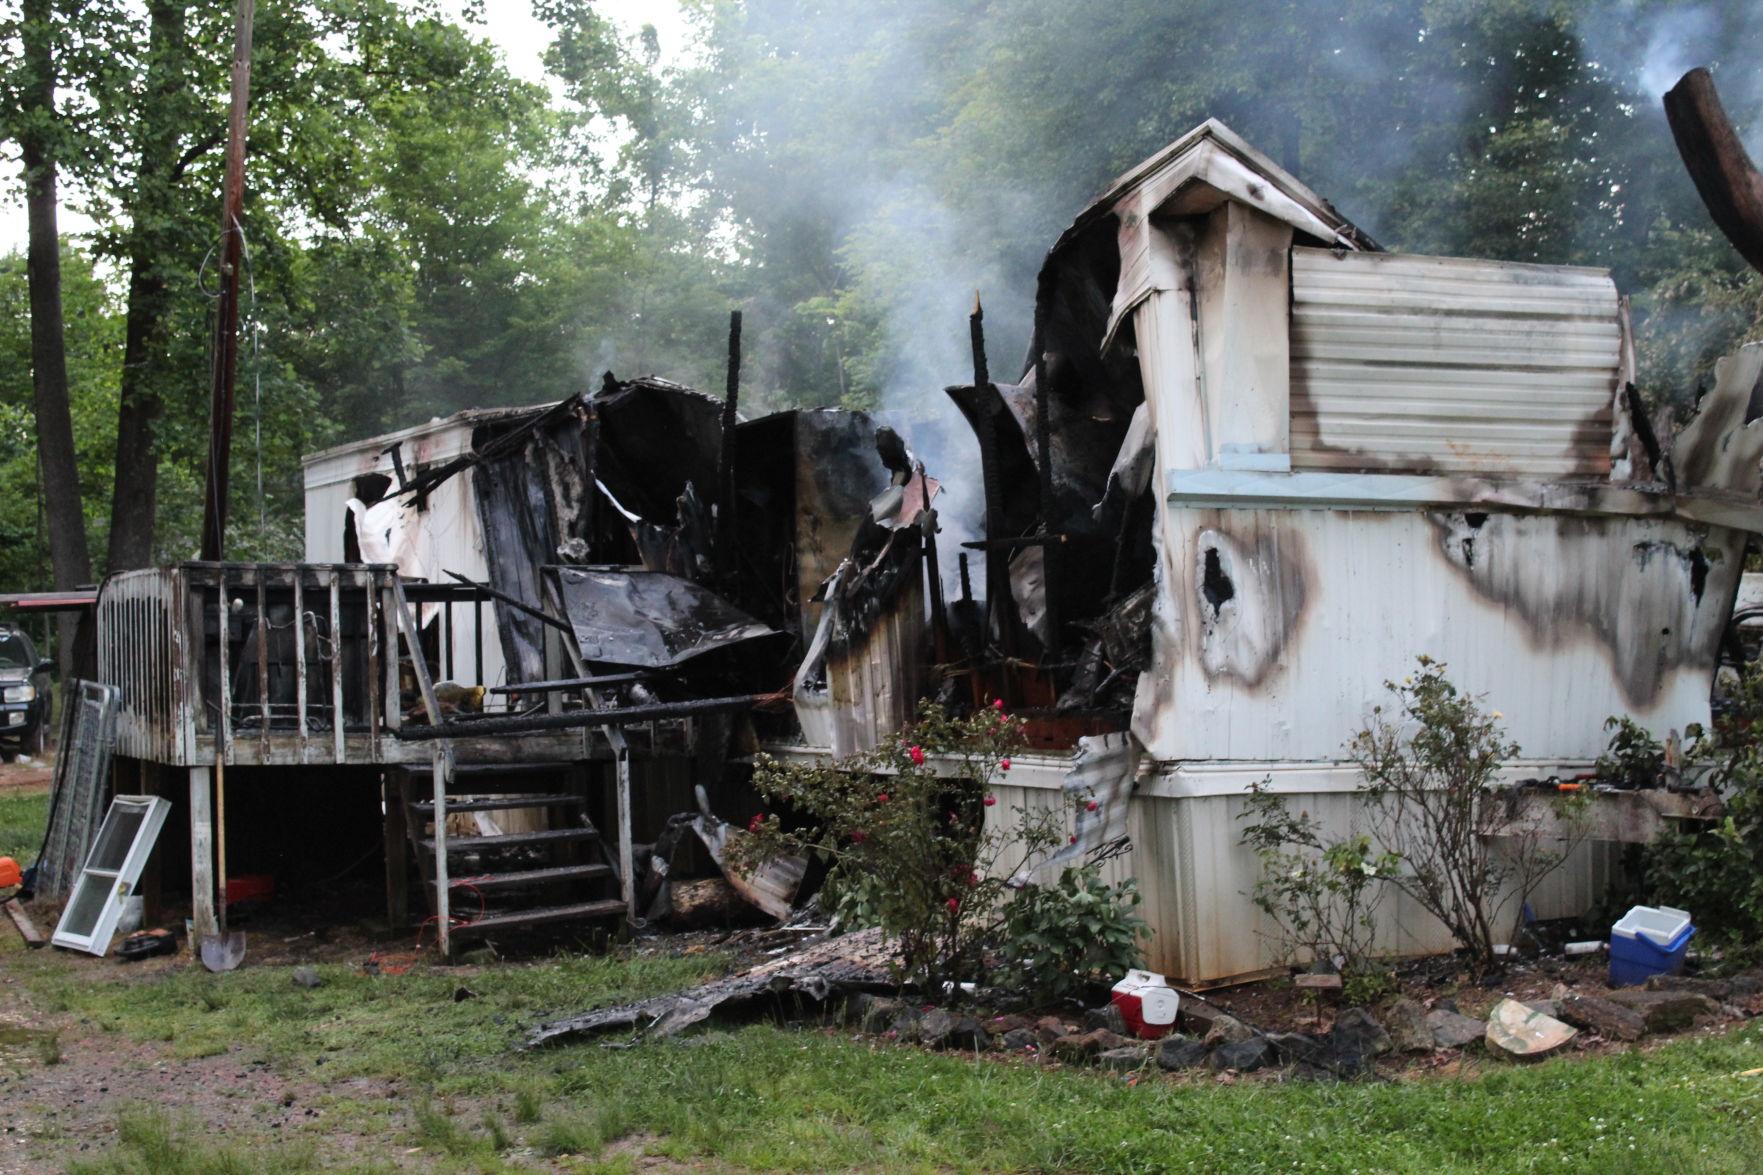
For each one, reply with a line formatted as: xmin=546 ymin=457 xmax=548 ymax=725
xmin=5 ymin=900 xmax=46 ymax=948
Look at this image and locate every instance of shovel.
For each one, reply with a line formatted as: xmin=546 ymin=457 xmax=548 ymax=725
xmin=200 ymin=750 xmax=246 ymax=971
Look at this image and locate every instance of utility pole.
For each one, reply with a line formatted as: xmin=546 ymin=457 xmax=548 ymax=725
xmin=199 ymin=0 xmax=256 ymax=562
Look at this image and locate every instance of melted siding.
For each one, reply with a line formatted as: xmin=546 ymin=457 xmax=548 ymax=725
xmin=1290 ymin=248 xmax=1622 ymax=476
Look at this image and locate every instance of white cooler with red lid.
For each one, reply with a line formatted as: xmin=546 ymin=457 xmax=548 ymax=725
xmin=1110 ymin=969 xmax=1180 ymax=1039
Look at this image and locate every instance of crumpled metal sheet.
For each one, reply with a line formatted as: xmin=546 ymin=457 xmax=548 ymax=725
xmin=552 ymin=567 xmax=776 ymax=668
xmin=1010 ymin=731 xmax=1142 ymax=886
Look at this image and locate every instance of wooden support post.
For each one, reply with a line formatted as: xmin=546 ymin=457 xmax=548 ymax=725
xmin=431 ymin=747 xmax=451 ymax=951
xmin=328 ymin=572 xmax=344 ymax=761
xmin=188 ymin=765 xmax=216 ymax=942
xmin=616 ymin=745 xmax=635 ymax=924
xmin=294 ymin=573 xmax=307 ymax=756
xmin=383 ymin=770 xmax=408 ymax=927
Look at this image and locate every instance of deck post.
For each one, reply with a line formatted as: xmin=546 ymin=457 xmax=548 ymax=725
xmin=383 ymin=769 xmax=408 ymax=926
xmin=188 ymin=765 xmax=216 ymax=941
xmin=616 ymin=744 xmax=634 ymax=923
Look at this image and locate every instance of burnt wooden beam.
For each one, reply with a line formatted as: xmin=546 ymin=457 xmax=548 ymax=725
xmin=969 ymin=297 xmax=1016 ymax=656
xmin=442 ymin=569 xmax=572 ymax=635
xmin=716 ymin=309 xmax=742 ymax=588
xmin=487 ymin=670 xmax=660 ymax=695
xmin=393 ymin=693 xmax=768 ymax=740
xmin=1666 ymin=67 xmax=1763 ymax=275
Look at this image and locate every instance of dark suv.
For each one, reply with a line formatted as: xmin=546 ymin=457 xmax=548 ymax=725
xmin=0 ymin=626 xmax=55 ymax=760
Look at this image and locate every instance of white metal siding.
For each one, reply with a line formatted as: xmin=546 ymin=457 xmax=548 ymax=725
xmin=1132 ymin=506 xmax=1739 ymax=763
xmin=986 ymin=764 xmax=1617 ymax=985
xmin=1290 ymin=248 xmax=1621 ymax=476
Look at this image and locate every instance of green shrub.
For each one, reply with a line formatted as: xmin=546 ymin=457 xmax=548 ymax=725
xmin=1352 ymin=656 xmax=1583 ymax=977
xmin=994 ymin=862 xmax=1146 ymax=1003
xmin=739 ymin=701 xmax=1041 ymax=991
xmin=1238 ymin=781 xmax=1398 ymax=991
xmin=1643 ymin=667 xmax=1763 ymax=955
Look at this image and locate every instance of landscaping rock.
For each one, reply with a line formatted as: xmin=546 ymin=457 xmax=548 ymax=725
xmin=915 ymin=1008 xmax=955 ymax=1047
xmin=1485 ymin=997 xmax=1576 ymax=1059
xmin=1212 ymin=1035 xmax=1273 ymax=1072
xmin=1603 ymin=990 xmax=1721 ymax=1033
xmin=1522 ymin=999 xmax=1562 ymax=1019
xmin=1327 ymin=1008 xmax=1391 ymax=1072
xmin=888 ymin=1007 xmax=923 ymax=1039
xmin=1645 ymin=974 xmax=1756 ymax=1000
xmin=1084 ymin=1003 xmax=1129 ymax=1035
xmin=1264 ymin=1032 xmax=1329 ymax=1066
xmin=1558 ymin=993 xmax=1647 ymax=1042
xmin=1156 ymin=1035 xmax=1210 ymax=1071
xmin=849 ymin=993 xmax=902 ymax=1033
xmin=1001 ymin=1028 xmax=1037 ymax=1051
xmin=291 ymin=966 xmax=322 ymax=989
xmin=1178 ymin=1001 xmax=1253 ymax=1045
xmin=1034 ymin=1015 xmax=1075 ymax=1046
xmin=1098 ymin=1046 xmax=1148 ymax=1071
xmin=1053 ymin=1029 xmax=1134 ymax=1063
xmin=1427 ymin=1009 xmax=1485 ymax=1049
xmin=949 ymin=1016 xmax=989 ymax=1050
xmin=986 ymin=1014 xmax=1029 ymax=1038
xmin=1382 ymin=998 xmax=1433 ymax=1052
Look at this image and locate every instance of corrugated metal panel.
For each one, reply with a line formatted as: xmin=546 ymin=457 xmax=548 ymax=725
xmin=1290 ymin=248 xmax=1622 ymax=476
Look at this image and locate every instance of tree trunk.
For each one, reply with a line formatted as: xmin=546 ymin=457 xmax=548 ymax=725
xmin=20 ymin=0 xmax=94 ymax=663
xmin=106 ymin=0 xmax=188 ymax=572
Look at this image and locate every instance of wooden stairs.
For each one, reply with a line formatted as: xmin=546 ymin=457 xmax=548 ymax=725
xmin=389 ymin=761 xmax=626 ymax=945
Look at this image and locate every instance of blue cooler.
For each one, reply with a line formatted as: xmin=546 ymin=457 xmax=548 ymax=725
xmin=1609 ymin=905 xmax=1695 ymax=987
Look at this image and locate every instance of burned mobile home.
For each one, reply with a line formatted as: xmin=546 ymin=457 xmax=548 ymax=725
xmin=83 ymin=360 xmax=938 ymax=956
xmin=76 ymin=116 xmax=1763 ymax=984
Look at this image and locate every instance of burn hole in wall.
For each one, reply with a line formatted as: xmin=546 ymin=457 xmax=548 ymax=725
xmin=342 ymin=473 xmax=393 ymax=564
xmin=1461 ymin=512 xmax=1488 ymax=570
xmin=1201 ymin=547 xmax=1235 ymax=615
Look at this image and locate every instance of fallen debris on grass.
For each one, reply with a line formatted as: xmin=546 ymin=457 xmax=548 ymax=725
xmin=524 ymin=926 xmax=895 ymax=1048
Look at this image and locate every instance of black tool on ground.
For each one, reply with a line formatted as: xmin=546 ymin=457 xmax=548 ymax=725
xmin=117 ymin=928 xmax=178 ymax=962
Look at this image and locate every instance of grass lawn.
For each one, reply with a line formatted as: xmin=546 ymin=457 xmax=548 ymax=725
xmin=4 ymin=783 xmax=1762 ymax=1173
xmin=0 ymin=779 xmax=48 ymax=862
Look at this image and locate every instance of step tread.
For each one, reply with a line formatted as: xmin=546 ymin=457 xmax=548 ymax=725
xmin=409 ymin=793 xmax=585 ymax=813
xmin=434 ymin=864 xmax=614 ymax=890
xmin=418 ymin=828 xmax=599 ymax=852
xmin=448 ymin=899 xmax=627 ymax=937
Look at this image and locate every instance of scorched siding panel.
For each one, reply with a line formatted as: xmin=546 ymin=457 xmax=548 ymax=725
xmin=1290 ymin=248 xmax=1622 ymax=476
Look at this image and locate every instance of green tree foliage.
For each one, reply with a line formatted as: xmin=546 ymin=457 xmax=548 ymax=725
xmin=0 ymin=243 xmax=120 ymax=585
xmin=5 ymin=0 xmax=1763 ymax=589
xmin=1644 ymin=669 xmax=1763 ymax=956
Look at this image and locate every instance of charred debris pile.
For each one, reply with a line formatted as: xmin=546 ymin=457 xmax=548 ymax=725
xmin=390 ymin=323 xmax=1150 ymax=758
